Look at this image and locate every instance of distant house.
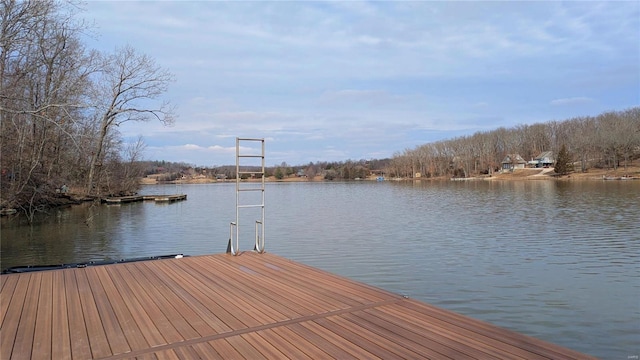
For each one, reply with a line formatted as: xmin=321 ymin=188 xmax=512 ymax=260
xmin=502 ymin=154 xmax=526 ymax=171
xmin=529 ymin=151 xmax=555 ymax=168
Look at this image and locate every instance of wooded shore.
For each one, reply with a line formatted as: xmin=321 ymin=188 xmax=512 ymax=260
xmin=142 ymin=165 xmax=640 ymax=184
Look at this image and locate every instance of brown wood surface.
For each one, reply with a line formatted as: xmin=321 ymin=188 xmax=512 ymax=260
xmin=0 ymin=252 xmax=597 ymax=359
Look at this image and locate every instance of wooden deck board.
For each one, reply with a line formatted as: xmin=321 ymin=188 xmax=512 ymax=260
xmin=13 ymin=272 xmax=42 ymax=360
xmin=33 ymin=271 xmax=53 ymax=359
xmin=1 ymin=272 xmax=29 ymax=359
xmin=298 ymin=319 xmax=381 ymax=359
xmin=114 ymin=264 xmax=189 ymax=344
xmin=237 ymin=252 xmax=392 ymax=305
xmin=190 ymin=341 xmax=223 ymax=359
xmin=238 ymin=332 xmax=288 ymax=359
xmin=348 ymin=309 xmax=475 ymax=360
xmin=0 ymin=274 xmax=19 ymax=324
xmin=321 ymin=314 xmax=412 ymax=359
xmin=90 ymin=265 xmax=148 ymax=353
xmin=202 ymin=338 xmax=244 ymax=359
xmin=373 ymin=304 xmax=530 ymax=359
xmin=63 ymin=270 xmax=92 ymax=360
xmin=75 ymin=268 xmax=112 ymax=358
xmin=106 ymin=265 xmax=168 ymax=347
xmin=399 ymin=299 xmax=587 ymax=359
xmin=0 ymin=252 xmax=596 ymax=360
xmin=217 ymin=253 xmax=369 ymax=308
xmin=175 ymin=258 xmax=287 ymax=325
xmin=51 ymin=270 xmax=71 ymax=359
xmin=286 ymin=323 xmax=350 ymax=358
xmin=121 ymin=263 xmax=202 ymax=340
xmin=148 ymin=259 xmax=251 ymax=332
xmin=86 ymin=266 xmax=132 ymax=355
xmin=257 ymin=328 xmax=317 ymax=360
xmin=196 ymin=256 xmax=317 ymax=317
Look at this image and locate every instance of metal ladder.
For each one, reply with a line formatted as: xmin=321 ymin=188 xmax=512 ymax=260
xmin=227 ymin=138 xmax=265 ymax=255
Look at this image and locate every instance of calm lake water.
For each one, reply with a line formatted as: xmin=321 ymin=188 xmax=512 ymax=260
xmin=2 ymin=180 xmax=639 ymax=359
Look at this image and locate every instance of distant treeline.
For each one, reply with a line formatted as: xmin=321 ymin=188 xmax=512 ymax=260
xmin=140 ymin=158 xmax=392 ymax=182
xmin=387 ymin=108 xmax=640 ymax=179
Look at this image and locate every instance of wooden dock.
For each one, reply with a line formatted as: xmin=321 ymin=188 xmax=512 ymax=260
xmin=1 ymin=252 xmax=595 ymax=359
xmin=103 ymin=194 xmax=186 ymax=204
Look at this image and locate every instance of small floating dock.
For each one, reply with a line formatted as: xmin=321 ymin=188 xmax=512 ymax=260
xmin=102 ymin=194 xmax=186 ymax=204
xmin=1 ymin=252 xmax=594 ymax=359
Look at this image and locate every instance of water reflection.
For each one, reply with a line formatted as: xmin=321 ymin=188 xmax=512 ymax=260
xmin=1 ymin=180 xmax=639 ymax=359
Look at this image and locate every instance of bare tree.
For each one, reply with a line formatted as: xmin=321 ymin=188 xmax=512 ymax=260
xmin=617 ymin=108 xmax=640 ymax=171
xmin=304 ymin=162 xmax=317 ymax=180
xmin=0 ymin=0 xmax=96 ymax=217
xmin=86 ymin=45 xmax=175 ymax=195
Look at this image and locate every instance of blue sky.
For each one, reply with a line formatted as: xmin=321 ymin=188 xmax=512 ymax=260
xmin=82 ymin=1 xmax=639 ymax=167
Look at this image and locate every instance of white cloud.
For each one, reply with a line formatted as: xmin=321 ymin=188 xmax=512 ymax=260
xmin=550 ymin=97 xmax=594 ymax=106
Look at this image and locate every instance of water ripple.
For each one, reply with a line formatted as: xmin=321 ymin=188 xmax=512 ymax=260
xmin=2 ymin=181 xmax=639 ymax=359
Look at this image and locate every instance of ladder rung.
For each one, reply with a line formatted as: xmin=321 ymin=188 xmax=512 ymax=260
xmin=238 ymin=171 xmax=264 ymax=175
xmin=238 ymin=188 xmax=263 ymax=192
xmin=238 ymin=204 xmax=264 ymax=209
xmin=237 ymin=138 xmax=264 ymax=142
xmin=238 ymin=155 xmax=264 ymax=158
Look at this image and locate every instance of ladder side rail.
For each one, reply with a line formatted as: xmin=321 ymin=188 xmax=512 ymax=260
xmin=235 ymin=137 xmax=241 ymax=254
xmin=257 ymin=138 xmax=265 ymax=252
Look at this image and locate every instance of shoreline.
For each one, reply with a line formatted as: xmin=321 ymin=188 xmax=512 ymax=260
xmin=140 ymin=166 xmax=640 ymax=185
xmin=3 ymin=166 xmax=637 ymax=217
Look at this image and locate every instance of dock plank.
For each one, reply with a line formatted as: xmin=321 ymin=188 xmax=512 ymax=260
xmin=375 ymin=302 xmax=534 ymax=359
xmin=51 ymin=271 xmax=71 ymax=359
xmin=63 ymin=270 xmax=92 ymax=360
xmin=75 ymin=268 xmax=112 ymax=358
xmin=371 ymin=304 xmax=518 ymax=359
xmin=149 ymin=349 xmax=180 ymax=360
xmin=238 ymin=332 xmax=288 ymax=359
xmin=188 ymin=256 xmax=312 ymax=319
xmin=0 ymin=252 xmax=597 ymax=360
xmin=225 ymin=334 xmax=269 ymax=359
xmin=89 ymin=265 xmax=148 ymax=353
xmin=398 ymin=299 xmax=589 ymax=359
xmin=106 ymin=264 xmax=169 ymax=347
xmin=348 ymin=309 xmax=475 ymax=360
xmin=201 ymin=338 xmax=244 ymax=359
xmin=257 ymin=328 xmax=316 ymax=360
xmin=11 ymin=272 xmax=40 ymax=360
xmin=319 ymin=314 xmax=410 ymax=359
xmin=145 ymin=259 xmax=246 ymax=332
xmin=276 ymin=324 xmax=338 ymax=358
xmin=86 ymin=266 xmax=132 ymax=355
xmin=123 ymin=262 xmax=204 ymax=340
xmin=218 ymin=259 xmax=338 ymax=315
xmin=190 ymin=341 xmax=223 ymax=359
xmin=298 ymin=319 xmax=381 ymax=359
xmin=0 ymin=274 xmax=19 ymax=322
xmin=239 ymin=252 xmax=393 ymax=305
xmin=0 ymin=273 xmax=28 ymax=359
xmin=175 ymin=257 xmax=286 ymax=325
xmin=32 ymin=271 xmax=53 ymax=359
xmin=286 ymin=321 xmax=363 ymax=359
xmin=116 ymin=262 xmax=193 ymax=343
